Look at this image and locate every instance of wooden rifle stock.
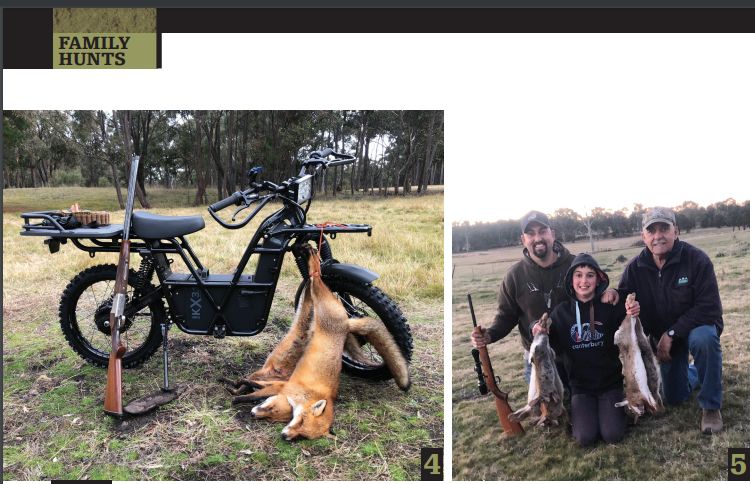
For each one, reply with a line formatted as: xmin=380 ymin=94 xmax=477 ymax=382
xmin=104 ymin=155 xmax=140 ymax=417
xmin=104 ymin=240 xmax=131 ymax=416
xmin=468 ymin=294 xmax=524 ymax=437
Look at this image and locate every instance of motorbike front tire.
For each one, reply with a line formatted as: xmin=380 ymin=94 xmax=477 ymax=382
xmin=59 ymin=264 xmax=165 ymax=368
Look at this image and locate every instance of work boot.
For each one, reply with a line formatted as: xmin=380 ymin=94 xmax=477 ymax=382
xmin=701 ymin=409 xmax=723 ymax=434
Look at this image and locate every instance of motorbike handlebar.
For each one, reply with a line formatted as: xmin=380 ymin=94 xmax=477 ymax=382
xmin=301 ymin=150 xmax=356 ymax=169
xmin=209 ymin=191 xmax=245 ymax=212
xmin=327 ymin=155 xmax=355 ymax=167
xmin=309 ymin=148 xmax=334 ymax=159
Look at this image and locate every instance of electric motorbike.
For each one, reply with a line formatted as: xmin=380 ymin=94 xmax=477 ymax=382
xmin=20 ymin=149 xmax=412 ymax=382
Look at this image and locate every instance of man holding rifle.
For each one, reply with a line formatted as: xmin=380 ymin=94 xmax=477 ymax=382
xmin=470 ymin=211 xmax=618 ymax=393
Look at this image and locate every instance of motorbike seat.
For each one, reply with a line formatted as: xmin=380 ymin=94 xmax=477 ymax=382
xmin=132 ymin=211 xmax=205 ymax=239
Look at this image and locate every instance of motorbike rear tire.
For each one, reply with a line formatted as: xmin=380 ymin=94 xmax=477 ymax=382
xmin=59 ymin=264 xmax=165 ymax=369
xmin=295 ymin=277 xmax=413 ymax=381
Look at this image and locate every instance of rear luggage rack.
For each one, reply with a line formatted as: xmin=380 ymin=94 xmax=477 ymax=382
xmin=20 ymin=211 xmax=123 ymax=239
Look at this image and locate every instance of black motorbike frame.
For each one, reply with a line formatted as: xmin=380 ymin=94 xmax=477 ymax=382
xmin=21 ymin=150 xmax=375 ymax=341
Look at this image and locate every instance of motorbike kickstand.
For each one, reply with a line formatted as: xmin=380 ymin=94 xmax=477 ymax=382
xmin=121 ymin=321 xmax=185 ymax=416
xmin=161 ymin=322 xmax=171 ymax=391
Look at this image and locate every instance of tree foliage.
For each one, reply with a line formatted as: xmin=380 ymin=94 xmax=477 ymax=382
xmin=452 ymin=201 xmax=750 ymax=253
xmin=3 ymin=110 xmax=444 ymax=207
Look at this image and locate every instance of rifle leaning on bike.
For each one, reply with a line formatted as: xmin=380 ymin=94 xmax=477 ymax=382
xmin=104 ymin=155 xmax=184 ymax=417
xmin=468 ymin=293 xmax=524 ymax=437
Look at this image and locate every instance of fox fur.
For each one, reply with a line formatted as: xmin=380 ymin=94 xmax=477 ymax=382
xmin=222 ymin=296 xmax=373 ymax=398
xmin=614 ymin=293 xmax=664 ymax=422
xmin=221 ymin=283 xmax=315 ymax=398
xmin=509 ymin=313 xmax=567 ymax=426
xmin=235 ymin=247 xmax=410 ymax=439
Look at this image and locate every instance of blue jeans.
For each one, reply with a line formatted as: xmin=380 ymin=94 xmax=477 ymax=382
xmin=661 ymin=324 xmax=722 ymax=410
xmin=571 ymin=388 xmax=626 ymax=447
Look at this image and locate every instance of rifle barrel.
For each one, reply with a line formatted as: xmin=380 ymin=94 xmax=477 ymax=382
xmin=467 ymin=293 xmax=478 ymax=328
xmin=104 ymin=155 xmax=140 ymax=417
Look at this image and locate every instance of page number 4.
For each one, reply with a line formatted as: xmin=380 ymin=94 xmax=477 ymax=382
xmin=421 ymin=448 xmax=443 ymax=481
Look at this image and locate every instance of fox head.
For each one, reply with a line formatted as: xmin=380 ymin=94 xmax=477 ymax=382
xmin=281 ymin=396 xmax=335 ymax=441
xmin=251 ymin=395 xmax=293 ymax=423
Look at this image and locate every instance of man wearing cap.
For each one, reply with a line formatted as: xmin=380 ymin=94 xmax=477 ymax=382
xmin=619 ymin=207 xmax=724 ymax=434
xmin=471 ymin=210 xmax=618 ymax=386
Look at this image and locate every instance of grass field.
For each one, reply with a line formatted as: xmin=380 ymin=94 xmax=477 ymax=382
xmin=3 ymin=187 xmax=444 ymax=481
xmin=452 ymin=227 xmax=750 ymax=480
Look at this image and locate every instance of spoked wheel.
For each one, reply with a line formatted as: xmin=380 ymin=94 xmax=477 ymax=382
xmin=296 ymin=277 xmax=413 ymax=381
xmin=59 ymin=264 xmax=165 ymax=368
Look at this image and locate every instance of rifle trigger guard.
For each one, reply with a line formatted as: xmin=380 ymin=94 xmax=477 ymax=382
xmin=89 ymin=250 xmax=95 ymax=258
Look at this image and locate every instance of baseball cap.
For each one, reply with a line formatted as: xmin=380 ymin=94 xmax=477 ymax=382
xmin=642 ymin=207 xmax=676 ymax=231
xmin=521 ymin=210 xmax=551 ymax=233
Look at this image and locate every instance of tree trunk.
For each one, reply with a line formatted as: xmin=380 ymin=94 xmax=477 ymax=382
xmin=117 ymin=111 xmax=150 ymax=208
xmin=362 ymin=132 xmax=371 ymax=194
xmin=226 ymin=110 xmax=236 ymax=194
xmin=201 ymin=111 xmax=225 ymax=200
xmin=103 ymin=111 xmax=124 ymax=209
xmin=193 ymin=113 xmax=208 ymax=206
xmin=426 ymin=114 xmax=443 ymax=191
xmin=417 ymin=111 xmax=437 ymax=194
xmin=583 ymin=216 xmax=596 ymax=253
xmin=129 ymin=111 xmax=153 ymax=204
xmin=351 ymin=124 xmax=362 ymax=196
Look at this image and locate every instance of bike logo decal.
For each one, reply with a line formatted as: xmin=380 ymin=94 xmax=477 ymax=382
xmin=190 ymin=289 xmax=202 ymax=320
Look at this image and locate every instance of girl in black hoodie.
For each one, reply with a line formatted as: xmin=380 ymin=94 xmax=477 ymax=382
xmin=533 ymin=253 xmax=639 ymax=447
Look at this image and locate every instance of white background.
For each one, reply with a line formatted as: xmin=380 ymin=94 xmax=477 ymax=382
xmin=5 ymin=32 xmax=755 ymax=476
xmin=6 ymin=33 xmax=755 ymax=222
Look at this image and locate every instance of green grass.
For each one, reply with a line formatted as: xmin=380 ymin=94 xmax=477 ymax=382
xmin=3 ymin=186 xmax=443 ymax=481
xmin=452 ymin=227 xmax=750 ymax=480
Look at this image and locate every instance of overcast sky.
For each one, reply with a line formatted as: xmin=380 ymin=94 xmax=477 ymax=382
xmin=447 ymin=34 xmax=754 ymax=223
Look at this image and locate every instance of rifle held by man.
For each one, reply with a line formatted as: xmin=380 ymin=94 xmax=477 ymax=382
xmin=468 ymin=293 xmax=524 ymax=437
xmin=104 ymin=155 xmax=140 ymax=417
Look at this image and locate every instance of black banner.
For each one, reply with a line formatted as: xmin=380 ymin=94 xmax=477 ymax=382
xmin=5 ymin=7 xmax=755 ymax=69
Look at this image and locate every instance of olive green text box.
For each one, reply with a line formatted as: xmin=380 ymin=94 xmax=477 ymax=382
xmin=53 ymin=33 xmax=156 ymax=69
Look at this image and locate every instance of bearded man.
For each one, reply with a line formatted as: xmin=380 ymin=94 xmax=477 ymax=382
xmin=471 ymin=211 xmax=618 ymax=388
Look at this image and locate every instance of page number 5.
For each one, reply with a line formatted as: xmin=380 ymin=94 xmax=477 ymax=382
xmin=728 ymin=448 xmax=749 ymax=481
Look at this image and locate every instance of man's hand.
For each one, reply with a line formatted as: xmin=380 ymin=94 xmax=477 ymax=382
xmin=532 ymin=323 xmax=547 ymax=336
xmin=601 ymin=288 xmax=619 ymax=305
xmin=656 ymin=333 xmax=673 ymax=362
xmin=471 ymin=327 xmax=491 ymax=349
xmin=625 ymin=299 xmax=640 ymax=317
